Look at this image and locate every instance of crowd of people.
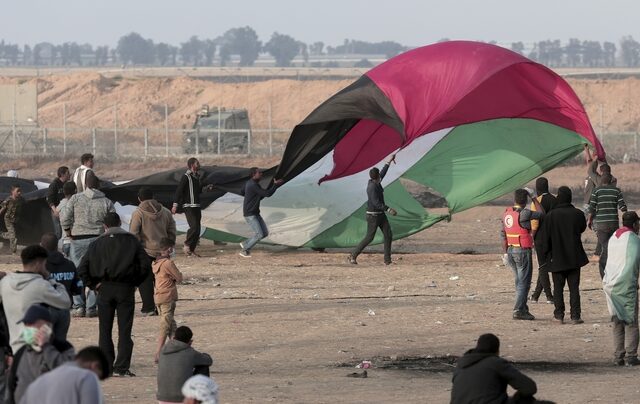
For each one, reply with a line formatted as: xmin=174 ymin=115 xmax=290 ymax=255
xmin=0 ymin=154 xmax=238 ymax=403
xmin=484 ymin=146 xmax=638 ymax=403
xmin=1 ymin=146 xmax=638 ymax=403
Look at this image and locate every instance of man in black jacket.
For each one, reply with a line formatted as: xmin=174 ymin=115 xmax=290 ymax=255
xmin=451 ymin=333 xmax=538 ymax=404
xmin=239 ymin=167 xmax=284 ymax=258
xmin=77 ymin=212 xmax=151 ymax=377
xmin=541 ymin=186 xmax=589 ymax=324
xmin=349 ymin=154 xmax=397 ymax=265
xmin=171 ymin=158 xmax=212 ymax=257
xmin=46 ymin=166 xmax=71 ymax=239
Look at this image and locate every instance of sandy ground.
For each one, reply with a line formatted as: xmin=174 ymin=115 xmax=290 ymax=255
xmin=1 ymin=204 xmax=639 ymax=403
xmin=1 ymin=161 xmax=639 ymax=403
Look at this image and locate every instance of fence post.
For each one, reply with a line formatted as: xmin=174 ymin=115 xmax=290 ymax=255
xmin=144 ymin=128 xmax=149 ymax=157
xmin=195 ymin=127 xmax=200 ymax=155
xmin=92 ymin=128 xmax=96 ymax=156
xmin=43 ymin=128 xmax=47 ymax=155
xmin=114 ymin=103 xmax=118 ymax=156
xmin=268 ymin=102 xmax=272 ymax=156
xmin=12 ymin=104 xmax=16 ymax=155
xmin=63 ymin=103 xmax=67 ymax=156
xmin=217 ymin=107 xmax=221 ymax=155
xmin=164 ymin=104 xmax=169 ymax=157
xmin=247 ymin=129 xmax=251 ymax=155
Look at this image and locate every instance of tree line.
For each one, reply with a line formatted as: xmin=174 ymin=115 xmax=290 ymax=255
xmin=2 ymin=29 xmax=640 ymax=68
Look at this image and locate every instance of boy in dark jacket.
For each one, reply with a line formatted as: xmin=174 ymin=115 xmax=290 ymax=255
xmin=157 ymin=326 xmax=213 ymax=403
xmin=451 ymin=333 xmax=537 ymax=404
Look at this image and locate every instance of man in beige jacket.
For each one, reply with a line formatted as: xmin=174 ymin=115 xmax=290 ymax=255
xmin=129 ymin=187 xmax=176 ymax=316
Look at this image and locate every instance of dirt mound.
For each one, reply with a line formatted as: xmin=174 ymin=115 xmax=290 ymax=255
xmin=3 ymin=73 xmax=640 ymax=134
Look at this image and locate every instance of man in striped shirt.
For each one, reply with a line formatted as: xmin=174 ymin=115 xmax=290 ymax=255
xmin=588 ymin=173 xmax=627 ymax=278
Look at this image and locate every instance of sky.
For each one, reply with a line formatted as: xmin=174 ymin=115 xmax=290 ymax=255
xmin=2 ymin=0 xmax=638 ymax=48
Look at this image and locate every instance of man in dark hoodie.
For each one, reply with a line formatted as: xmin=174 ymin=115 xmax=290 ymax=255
xmin=157 ymin=326 xmax=213 ymax=403
xmin=130 ymin=187 xmax=176 ymax=316
xmin=41 ymin=233 xmax=79 ymax=342
xmin=541 ymin=186 xmax=589 ymax=324
xmin=451 ymin=333 xmax=537 ymax=404
xmin=77 ymin=212 xmax=151 ymax=377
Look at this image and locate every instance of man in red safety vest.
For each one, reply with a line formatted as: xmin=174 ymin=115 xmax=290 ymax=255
xmin=501 ymin=188 xmax=543 ymax=321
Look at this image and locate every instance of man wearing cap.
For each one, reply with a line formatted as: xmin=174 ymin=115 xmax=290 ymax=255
xmin=0 ymin=245 xmax=70 ymax=354
xmin=238 ymin=167 xmax=284 ymax=258
xmin=603 ymin=211 xmax=640 ymax=366
xmin=542 ymin=186 xmax=589 ymax=324
xmin=77 ymin=212 xmax=151 ymax=377
xmin=451 ymin=333 xmax=538 ymax=404
xmin=7 ymin=304 xmax=75 ymax=404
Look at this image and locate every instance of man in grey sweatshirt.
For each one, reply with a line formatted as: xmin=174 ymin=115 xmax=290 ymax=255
xmin=60 ymin=175 xmax=115 ymax=317
xmin=0 ymin=245 xmax=70 ymax=354
xmin=157 ymin=326 xmax=213 ymax=403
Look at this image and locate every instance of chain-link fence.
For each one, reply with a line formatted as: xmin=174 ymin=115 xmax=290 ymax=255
xmin=2 ymin=123 xmax=640 ymax=163
xmin=0 ymin=125 xmax=292 ymax=158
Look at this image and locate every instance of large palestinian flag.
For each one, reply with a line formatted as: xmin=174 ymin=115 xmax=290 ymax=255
xmin=4 ymin=41 xmax=605 ymax=250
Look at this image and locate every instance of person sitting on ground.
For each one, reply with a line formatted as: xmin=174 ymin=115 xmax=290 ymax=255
xmin=7 ymin=304 xmax=75 ymax=404
xmin=181 ymin=374 xmax=219 ymax=404
xmin=157 ymin=326 xmax=213 ymax=404
xmin=451 ymin=333 xmax=538 ymax=404
xmin=153 ymin=238 xmax=183 ymax=363
xmin=19 ymin=345 xmax=110 ymax=404
xmin=603 ymin=211 xmax=640 ymax=367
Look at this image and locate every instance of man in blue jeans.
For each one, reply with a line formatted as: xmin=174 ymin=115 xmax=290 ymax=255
xmin=239 ymin=167 xmax=283 ymax=258
xmin=501 ymin=188 xmax=543 ymax=321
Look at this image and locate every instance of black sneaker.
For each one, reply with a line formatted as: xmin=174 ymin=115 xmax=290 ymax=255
xmin=113 ymin=369 xmax=136 ymax=377
xmin=627 ymin=357 xmax=640 ymax=366
xmin=570 ymin=318 xmax=584 ymax=325
xmin=614 ymin=358 xmax=625 ymax=366
xmin=348 ymin=255 xmax=357 ymax=265
xmin=513 ymin=311 xmax=535 ymax=321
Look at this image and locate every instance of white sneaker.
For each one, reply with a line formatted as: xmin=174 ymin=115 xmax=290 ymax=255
xmin=239 ymin=250 xmax=251 ymax=258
